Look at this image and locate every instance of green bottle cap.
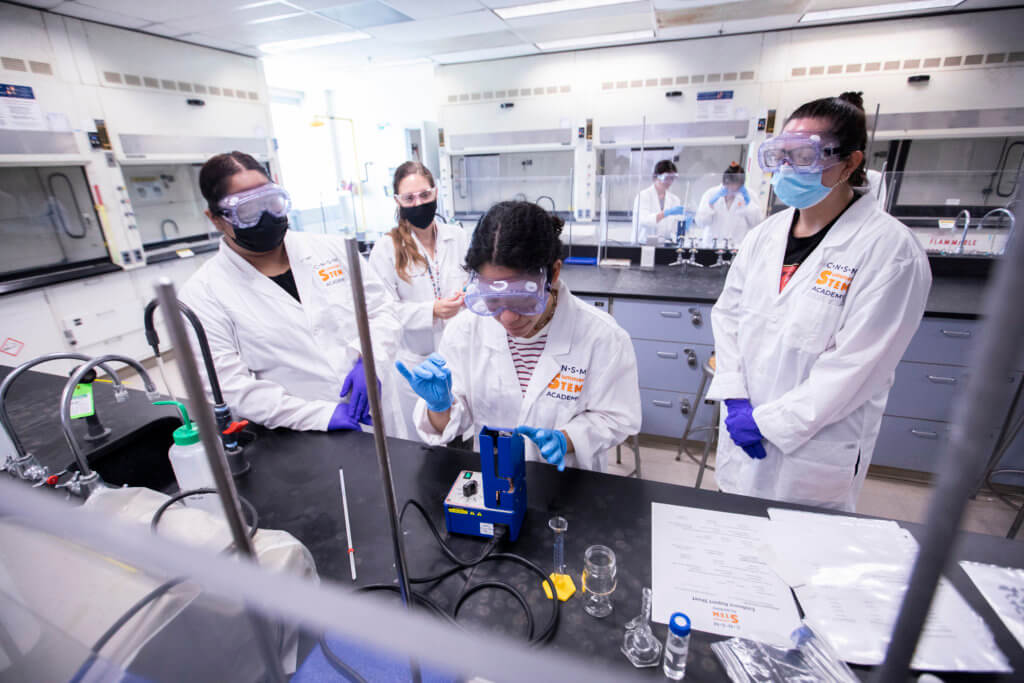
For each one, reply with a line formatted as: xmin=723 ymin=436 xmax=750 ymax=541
xmin=153 ymin=400 xmax=200 ymax=446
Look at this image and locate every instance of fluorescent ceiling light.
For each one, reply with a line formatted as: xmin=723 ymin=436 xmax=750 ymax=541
xmin=495 ymin=0 xmax=633 ymax=20
xmin=800 ymin=0 xmax=963 ymax=23
xmin=536 ymin=29 xmax=653 ymax=51
xmin=247 ymin=11 xmax=304 ymax=24
xmin=258 ymin=32 xmax=370 ymax=54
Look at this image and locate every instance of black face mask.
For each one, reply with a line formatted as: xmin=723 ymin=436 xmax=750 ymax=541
xmin=230 ymin=211 xmax=288 ymax=253
xmin=399 ymin=200 xmax=437 ymax=230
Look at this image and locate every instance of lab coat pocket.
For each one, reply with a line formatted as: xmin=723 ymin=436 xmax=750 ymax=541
xmin=785 ymin=298 xmax=841 ymax=355
xmin=774 ymin=438 xmax=859 ymax=509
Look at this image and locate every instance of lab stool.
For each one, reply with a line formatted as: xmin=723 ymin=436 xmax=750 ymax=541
xmin=676 ymin=353 xmax=718 ymax=489
xmin=615 ymin=435 xmax=643 ymax=478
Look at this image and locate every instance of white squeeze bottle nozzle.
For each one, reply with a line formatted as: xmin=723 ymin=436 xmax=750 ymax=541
xmin=153 ymin=400 xmax=220 ymax=515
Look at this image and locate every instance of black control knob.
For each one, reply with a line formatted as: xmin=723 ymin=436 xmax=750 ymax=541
xmin=462 ymin=479 xmax=478 ymax=498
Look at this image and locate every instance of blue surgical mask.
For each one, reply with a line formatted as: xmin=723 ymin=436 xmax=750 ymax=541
xmin=771 ymin=166 xmax=832 ymax=209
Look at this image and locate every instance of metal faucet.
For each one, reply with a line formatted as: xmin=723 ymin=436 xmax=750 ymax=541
xmin=709 ymin=238 xmax=730 ymax=269
xmin=59 ymin=355 xmax=160 ymax=498
xmin=143 ymin=298 xmax=250 ymax=476
xmin=685 ymin=237 xmax=705 ymax=268
xmin=667 ymin=234 xmax=688 ymax=267
xmin=981 ymin=207 xmax=1016 ymax=254
xmin=1 ymin=353 xmax=120 ymax=484
xmin=955 ymin=209 xmax=972 ymax=254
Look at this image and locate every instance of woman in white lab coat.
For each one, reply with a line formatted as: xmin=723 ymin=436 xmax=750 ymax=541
xmin=369 ymin=161 xmax=469 ymax=439
xmin=179 ymin=151 xmax=404 ymax=434
xmin=695 ymin=162 xmax=762 ymax=248
xmin=706 ymin=91 xmax=931 ymax=511
xmin=396 ymin=201 xmax=641 ymax=472
xmin=632 ymin=160 xmax=684 ymax=244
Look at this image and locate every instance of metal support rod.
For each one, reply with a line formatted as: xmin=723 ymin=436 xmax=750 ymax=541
xmin=874 ymin=190 xmax=1024 ymax=682
xmin=343 ymin=238 xmax=421 ymax=682
xmin=154 ymin=279 xmax=286 ymax=683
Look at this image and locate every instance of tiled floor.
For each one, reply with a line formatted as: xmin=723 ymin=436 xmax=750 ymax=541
xmin=122 ymin=356 xmax=1022 ymax=540
xmin=606 ymin=439 xmax=1021 ymax=538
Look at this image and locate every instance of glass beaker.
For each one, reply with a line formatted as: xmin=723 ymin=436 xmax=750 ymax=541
xmin=582 ymin=544 xmax=617 ymax=618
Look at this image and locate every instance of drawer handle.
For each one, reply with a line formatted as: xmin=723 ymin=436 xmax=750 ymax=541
xmin=660 ymin=311 xmax=682 ymax=318
xmin=940 ymin=329 xmax=971 ymax=338
xmin=688 ymin=307 xmax=703 ymax=326
xmin=680 ymin=398 xmax=691 ymax=415
xmin=652 ymin=400 xmax=672 ymax=408
xmin=926 ymin=375 xmax=957 ymax=384
xmin=683 ymin=348 xmax=698 ymax=368
xmin=656 ymin=351 xmax=678 ymax=359
xmin=911 ymin=429 xmax=939 ymax=439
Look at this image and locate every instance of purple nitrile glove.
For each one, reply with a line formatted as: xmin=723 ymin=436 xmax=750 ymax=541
xmin=327 ymin=403 xmax=360 ymax=431
xmin=724 ymin=398 xmax=767 ymax=460
xmin=739 ymin=186 xmax=751 ymax=203
xmin=709 ymin=187 xmax=728 ymax=206
xmin=341 ymin=357 xmax=379 ymax=424
xmin=516 ymin=426 xmax=567 ymax=471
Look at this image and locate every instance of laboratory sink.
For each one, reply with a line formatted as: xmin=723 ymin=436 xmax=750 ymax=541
xmin=71 ymin=416 xmax=181 ymax=492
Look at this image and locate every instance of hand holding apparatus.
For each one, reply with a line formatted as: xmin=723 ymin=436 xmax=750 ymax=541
xmin=709 ymin=187 xmax=728 ymax=206
xmin=516 ymin=426 xmax=567 ymax=471
xmin=739 ymin=186 xmax=751 ymax=203
xmin=433 ymin=291 xmax=465 ymax=320
xmin=341 ymin=357 xmax=377 ymax=423
xmin=724 ymin=399 xmax=767 ymax=460
xmin=395 ymin=353 xmax=452 ymax=412
xmin=663 ymin=205 xmax=685 ymax=217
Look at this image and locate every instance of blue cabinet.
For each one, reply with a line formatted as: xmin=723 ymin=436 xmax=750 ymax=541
xmin=612 ymin=299 xmax=714 ymax=345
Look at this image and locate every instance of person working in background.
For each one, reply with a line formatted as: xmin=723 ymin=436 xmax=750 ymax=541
xmin=695 ymin=162 xmax=762 ymax=247
xmin=396 ymin=201 xmax=641 ymax=472
xmin=706 ymin=91 xmax=931 ymax=512
xmin=369 ymin=161 xmax=468 ymax=440
xmin=179 ymin=151 xmax=404 ymax=435
xmin=632 ymin=160 xmax=684 ymax=244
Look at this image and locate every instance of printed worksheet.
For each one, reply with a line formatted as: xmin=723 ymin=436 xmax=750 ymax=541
xmin=651 ymin=503 xmax=802 ymax=647
xmin=961 ymin=561 xmax=1024 ymax=650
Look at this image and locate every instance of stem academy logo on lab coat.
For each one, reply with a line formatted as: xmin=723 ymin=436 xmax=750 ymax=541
xmin=546 ymin=365 xmax=587 ymax=402
xmin=315 ymin=259 xmax=347 ymax=287
xmin=810 ymin=262 xmax=857 ymax=305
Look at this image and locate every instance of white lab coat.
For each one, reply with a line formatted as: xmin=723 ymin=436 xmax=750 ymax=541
xmin=413 ymin=282 xmax=642 ymax=472
xmin=706 ymin=193 xmax=931 ymax=511
xmin=694 ymin=185 xmax=762 ymax=248
xmin=632 ymin=185 xmax=682 ymax=243
xmin=368 ymin=223 xmax=469 ymax=439
xmin=179 ymin=232 xmax=405 ymax=435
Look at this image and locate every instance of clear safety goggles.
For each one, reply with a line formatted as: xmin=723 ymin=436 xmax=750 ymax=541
xmin=464 ymin=268 xmax=549 ymax=317
xmin=395 ymin=187 xmax=437 ymax=206
xmin=217 ymin=183 xmax=291 ymax=228
xmin=757 ymin=132 xmax=843 ymax=174
xmin=656 ymin=172 xmax=678 ymax=183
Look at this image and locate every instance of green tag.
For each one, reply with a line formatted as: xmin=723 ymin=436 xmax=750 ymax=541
xmin=70 ymin=383 xmax=95 ymax=419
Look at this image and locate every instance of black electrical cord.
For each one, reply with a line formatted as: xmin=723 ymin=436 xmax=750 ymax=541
xmin=69 ymin=577 xmax=188 ymax=683
xmin=317 ymin=632 xmax=370 ymax=683
xmin=150 ymin=487 xmax=258 ymax=540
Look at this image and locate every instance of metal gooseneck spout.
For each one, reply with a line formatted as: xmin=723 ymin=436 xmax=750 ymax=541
xmin=981 ymin=207 xmax=1016 ymax=254
xmin=1 ymin=353 xmax=120 ymax=480
xmin=59 ymin=355 xmax=160 ymax=498
xmin=955 ymin=209 xmax=972 ymax=254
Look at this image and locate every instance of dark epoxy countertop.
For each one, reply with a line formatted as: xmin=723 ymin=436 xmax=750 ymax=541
xmin=560 ymin=264 xmax=989 ymax=319
xmin=4 ymin=366 xmax=1023 ymax=681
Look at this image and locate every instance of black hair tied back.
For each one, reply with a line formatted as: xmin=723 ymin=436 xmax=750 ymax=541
xmin=787 ymin=90 xmax=868 ymax=188
xmin=465 ymin=201 xmax=564 ymax=275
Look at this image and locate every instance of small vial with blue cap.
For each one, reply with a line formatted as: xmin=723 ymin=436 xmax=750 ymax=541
xmin=663 ymin=612 xmax=691 ymax=680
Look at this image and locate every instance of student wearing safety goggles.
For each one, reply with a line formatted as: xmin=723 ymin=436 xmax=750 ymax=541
xmin=395 ymin=201 xmax=641 ymax=472
xmin=706 ymin=92 xmax=931 ymax=512
xmin=694 ymin=162 xmax=762 ymax=248
xmin=632 ymin=160 xmax=685 ymax=244
xmin=178 ymin=151 xmax=404 ymax=434
xmin=368 ymin=161 xmax=469 ymax=439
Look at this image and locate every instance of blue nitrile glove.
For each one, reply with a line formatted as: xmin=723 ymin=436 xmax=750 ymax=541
xmin=395 ymin=353 xmax=452 ymax=412
xmin=724 ymin=398 xmax=767 ymax=460
xmin=516 ymin=426 xmax=568 ymax=471
xmin=341 ymin=357 xmax=378 ymax=424
xmin=709 ymin=187 xmax=728 ymax=206
xmin=663 ymin=205 xmax=684 ymax=217
xmin=328 ymin=403 xmax=360 ymax=431
xmin=739 ymin=186 xmax=751 ymax=203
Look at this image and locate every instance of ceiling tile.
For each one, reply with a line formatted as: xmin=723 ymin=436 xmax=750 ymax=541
xmin=232 ymin=13 xmax=352 ymax=44
xmin=432 ymin=43 xmax=539 ymax=64
xmin=315 ymin=1 xmax=413 ymax=28
xmin=55 ymin=2 xmax=151 ymax=28
xmin=404 ymin=30 xmax=526 ymax=56
xmin=372 ymin=0 xmax=486 ymax=21
xmin=502 ymin=0 xmax=650 ymax=26
xmin=68 ymin=0 xmax=259 ymax=25
xmin=511 ymin=12 xmax=654 ymax=42
xmin=144 ymin=3 xmax=314 ymax=33
xmin=365 ymin=9 xmax=506 ymax=42
xmin=143 ymin=22 xmax=193 ymax=38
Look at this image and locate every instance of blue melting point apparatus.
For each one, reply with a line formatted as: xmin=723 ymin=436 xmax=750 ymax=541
xmin=443 ymin=427 xmax=527 ymax=542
